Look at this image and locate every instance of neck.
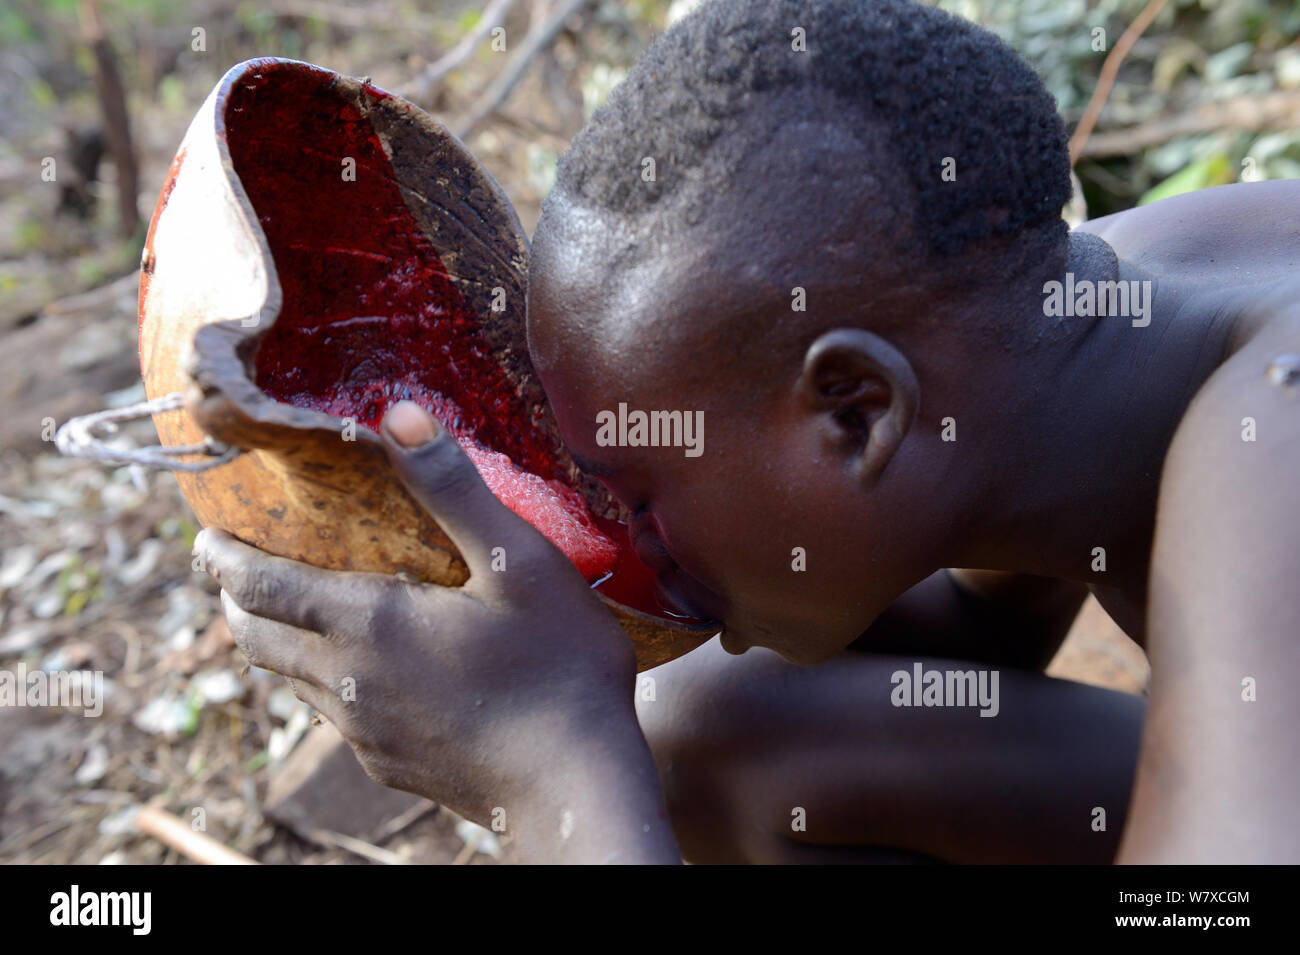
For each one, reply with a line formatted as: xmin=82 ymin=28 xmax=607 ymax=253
xmin=948 ymin=234 xmax=1235 ymax=603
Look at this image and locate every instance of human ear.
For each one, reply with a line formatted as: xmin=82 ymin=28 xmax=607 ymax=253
xmin=798 ymin=328 xmax=919 ymax=483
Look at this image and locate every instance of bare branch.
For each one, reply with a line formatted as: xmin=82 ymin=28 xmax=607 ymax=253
xmin=79 ymin=0 xmax=140 ymax=237
xmin=401 ymin=0 xmax=522 ymax=105
xmin=1079 ymin=91 xmax=1300 ymax=159
xmin=453 ymin=0 xmax=593 ymax=140
xmin=1069 ymin=0 xmax=1171 ymax=167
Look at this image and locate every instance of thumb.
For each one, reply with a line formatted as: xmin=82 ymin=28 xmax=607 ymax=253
xmin=381 ymin=401 xmax=529 ymax=575
xmin=384 ymin=399 xmax=443 ymax=448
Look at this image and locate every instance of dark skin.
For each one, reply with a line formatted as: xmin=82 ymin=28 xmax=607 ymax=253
xmin=197 ymin=106 xmax=1300 ymax=862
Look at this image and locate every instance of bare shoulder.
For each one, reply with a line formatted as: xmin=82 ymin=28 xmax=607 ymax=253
xmin=1079 ymin=180 xmax=1300 ymax=276
xmin=1119 ymin=290 xmax=1300 ymax=862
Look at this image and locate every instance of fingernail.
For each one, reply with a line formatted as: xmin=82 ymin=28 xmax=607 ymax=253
xmin=384 ymin=401 xmax=441 ymax=448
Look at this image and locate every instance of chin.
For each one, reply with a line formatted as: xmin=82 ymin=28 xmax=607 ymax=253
xmin=772 ymin=644 xmax=841 ymax=666
xmin=719 ymin=623 xmax=836 ymax=666
xmin=718 ymin=629 xmax=749 ymax=656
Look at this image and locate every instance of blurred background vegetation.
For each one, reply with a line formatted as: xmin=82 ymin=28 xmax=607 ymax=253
xmin=1 ymin=0 xmax=1297 ymax=326
xmin=943 ymin=0 xmax=1300 ymax=214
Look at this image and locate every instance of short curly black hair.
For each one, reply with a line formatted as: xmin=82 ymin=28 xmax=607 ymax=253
xmin=552 ymin=0 xmax=1071 ymax=271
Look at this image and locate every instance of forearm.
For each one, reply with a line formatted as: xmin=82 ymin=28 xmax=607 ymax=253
xmin=730 ymin=658 xmax=1147 ymax=864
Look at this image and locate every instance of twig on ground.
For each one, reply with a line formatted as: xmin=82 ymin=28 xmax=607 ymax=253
xmin=135 ymin=804 xmax=259 ymax=865
xmin=306 ymin=827 xmax=411 ymax=865
xmin=371 ymin=800 xmax=438 ymax=842
xmin=40 ymin=272 xmax=138 ymax=318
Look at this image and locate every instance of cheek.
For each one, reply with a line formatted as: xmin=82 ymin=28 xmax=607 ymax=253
xmin=655 ymin=417 xmax=885 ymax=650
xmin=537 ymin=373 xmax=593 ymax=445
xmin=678 ymin=455 xmax=864 ymax=618
xmin=642 ymin=471 xmax=736 ymax=589
xmin=657 ymin=464 xmax=825 ymax=597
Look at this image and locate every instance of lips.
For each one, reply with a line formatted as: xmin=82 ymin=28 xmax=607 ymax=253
xmin=653 ymin=574 xmax=702 ymax=619
xmin=629 ymin=516 xmax=677 ymax=573
xmin=629 ymin=517 xmax=717 ymax=622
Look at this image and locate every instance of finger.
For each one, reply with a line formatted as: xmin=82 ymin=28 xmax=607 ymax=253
xmin=198 ymin=528 xmax=402 ymax=634
xmin=222 ymin=590 xmax=329 ymax=682
xmin=380 ymin=401 xmax=552 ymax=574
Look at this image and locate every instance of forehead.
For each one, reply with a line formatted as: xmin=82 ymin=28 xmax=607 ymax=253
xmin=528 ymin=199 xmax=665 ymax=358
xmin=527 ymin=112 xmax=906 ymax=397
xmin=532 ymin=113 xmax=899 ymax=308
xmin=529 ymin=199 xmax=733 ymax=396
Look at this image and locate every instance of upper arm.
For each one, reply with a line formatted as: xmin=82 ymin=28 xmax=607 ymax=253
xmin=1119 ymin=325 xmax=1300 ymax=862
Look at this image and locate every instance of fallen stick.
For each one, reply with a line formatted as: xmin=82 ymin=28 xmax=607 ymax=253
xmin=306 ymin=827 xmax=411 ymax=865
xmin=371 ymin=800 xmax=437 ymax=842
xmin=135 ymin=804 xmax=259 ymax=865
xmin=452 ymin=841 xmax=478 ymax=865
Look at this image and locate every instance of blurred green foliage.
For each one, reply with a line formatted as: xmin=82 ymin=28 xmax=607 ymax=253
xmin=936 ymin=0 xmax=1300 ymax=215
xmin=1140 ymin=152 xmax=1233 ymax=202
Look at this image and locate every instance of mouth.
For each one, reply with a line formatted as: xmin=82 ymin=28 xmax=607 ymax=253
xmin=629 ymin=516 xmax=676 ymax=573
xmin=653 ymin=574 xmax=705 ymax=619
xmin=629 ymin=518 xmax=719 ymax=624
